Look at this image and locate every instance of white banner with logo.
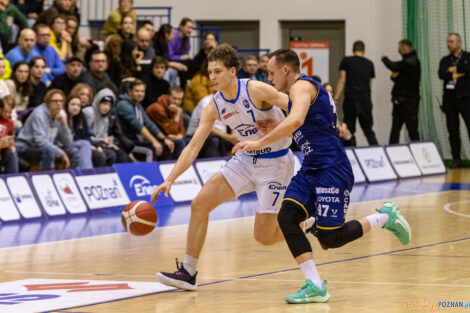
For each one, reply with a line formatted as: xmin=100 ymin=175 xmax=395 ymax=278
xmin=53 ymin=172 xmax=88 ymax=214
xmin=345 ymin=149 xmax=366 ymax=183
xmin=31 ymin=174 xmax=67 ymax=216
xmin=0 ymin=279 xmax=175 ymax=313
xmin=354 ymin=147 xmax=397 ymax=182
xmin=0 ymin=178 xmax=21 ymax=221
xmin=291 ymin=41 xmax=329 ymax=81
xmin=75 ymin=173 xmax=129 ymax=209
xmin=409 ymin=142 xmax=446 ymax=175
xmin=195 ymin=159 xmax=227 ymax=184
xmin=6 ymin=176 xmax=42 ymax=219
xmin=159 ymin=163 xmax=202 ymax=202
xmin=385 ymin=145 xmax=422 ymax=178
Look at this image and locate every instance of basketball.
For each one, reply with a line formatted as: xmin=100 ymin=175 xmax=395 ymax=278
xmin=121 ymin=201 xmax=158 ymax=236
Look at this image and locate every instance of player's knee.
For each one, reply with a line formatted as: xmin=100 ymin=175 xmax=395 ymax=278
xmin=315 ymin=220 xmax=363 ymax=250
xmin=277 ymin=200 xmax=306 ymax=232
xmin=190 ymin=195 xmax=210 ymax=217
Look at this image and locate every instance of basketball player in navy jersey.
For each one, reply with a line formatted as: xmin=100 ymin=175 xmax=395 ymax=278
xmin=233 ymin=49 xmax=411 ymax=304
xmin=151 ymin=44 xmax=301 ymax=291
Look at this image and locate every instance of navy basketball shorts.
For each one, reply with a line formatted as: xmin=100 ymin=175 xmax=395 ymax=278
xmin=283 ymin=162 xmax=354 ymax=229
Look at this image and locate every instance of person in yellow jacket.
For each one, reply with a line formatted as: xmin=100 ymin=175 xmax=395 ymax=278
xmin=0 ymin=53 xmax=11 ymax=80
xmin=183 ymin=61 xmax=214 ymax=112
xmin=49 ymin=15 xmax=72 ymax=61
xmin=102 ymin=0 xmax=136 ymax=39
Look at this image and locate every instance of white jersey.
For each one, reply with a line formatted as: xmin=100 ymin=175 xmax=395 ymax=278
xmin=213 ymin=79 xmax=291 ymax=156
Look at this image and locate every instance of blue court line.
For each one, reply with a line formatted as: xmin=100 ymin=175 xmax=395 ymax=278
xmin=44 ymin=236 xmax=470 ymax=312
xmin=390 ymin=254 xmax=470 ymax=258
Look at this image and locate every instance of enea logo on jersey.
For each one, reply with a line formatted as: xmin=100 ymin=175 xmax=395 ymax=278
xmin=235 ymin=124 xmax=258 ymax=137
xmin=268 ymin=182 xmax=286 ymax=191
xmin=129 ymin=175 xmax=157 ymax=197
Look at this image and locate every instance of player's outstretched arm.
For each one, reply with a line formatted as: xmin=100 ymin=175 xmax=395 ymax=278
xmin=233 ymin=80 xmax=314 ymax=153
xmin=248 ymin=80 xmax=289 ymax=111
xmin=150 ymin=101 xmax=217 ymax=203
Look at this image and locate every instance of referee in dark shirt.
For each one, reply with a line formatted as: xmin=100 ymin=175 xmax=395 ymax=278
xmin=438 ymin=33 xmax=470 ymax=168
xmin=382 ymin=39 xmax=421 ymax=144
xmin=335 ymin=40 xmax=378 ymax=146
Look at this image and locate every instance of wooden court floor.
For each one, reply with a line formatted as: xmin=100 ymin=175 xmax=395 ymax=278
xmin=1 ymin=170 xmax=470 ymax=313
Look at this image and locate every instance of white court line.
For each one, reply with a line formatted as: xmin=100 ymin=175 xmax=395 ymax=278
xmin=443 ymin=199 xmax=470 ymax=218
xmin=5 ymin=271 xmax=470 ymax=289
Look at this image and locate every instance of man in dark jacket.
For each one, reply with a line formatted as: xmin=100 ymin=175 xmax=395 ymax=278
xmin=382 ymin=39 xmax=421 ymax=144
xmin=438 ymin=33 xmax=470 ymax=168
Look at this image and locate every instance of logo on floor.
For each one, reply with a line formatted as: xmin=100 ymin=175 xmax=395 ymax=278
xmin=0 ymin=279 xmax=175 ymax=313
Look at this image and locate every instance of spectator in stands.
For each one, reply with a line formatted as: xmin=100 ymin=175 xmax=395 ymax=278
xmin=12 ymin=0 xmax=43 ymax=27
xmin=83 ymin=88 xmax=131 ymax=164
xmin=258 ymin=54 xmax=269 ymax=82
xmin=36 ymin=0 xmax=75 ymax=27
xmin=49 ymin=15 xmax=72 ymax=61
xmin=136 ymin=27 xmax=156 ymax=77
xmin=146 ymin=85 xmax=186 ymax=158
xmin=0 ymin=53 xmax=11 ymax=80
xmin=0 ymin=0 xmax=28 ymax=52
xmin=116 ymin=79 xmax=175 ymax=160
xmin=192 ymin=33 xmax=218 ymax=75
xmin=186 ymin=94 xmax=238 ymax=157
xmin=65 ymin=95 xmax=108 ymax=168
xmin=102 ymin=0 xmax=136 ymax=39
xmin=15 ymin=89 xmax=78 ymax=171
xmin=0 ymin=97 xmax=18 ymax=173
xmin=66 ymin=15 xmax=90 ymax=60
xmin=70 ymin=83 xmax=93 ymax=108
xmin=49 ymin=56 xmax=83 ymax=95
xmin=5 ymin=61 xmax=30 ymax=127
xmin=141 ymin=56 xmax=170 ymax=109
xmin=33 ymin=24 xmax=65 ymax=84
xmin=120 ymin=39 xmax=142 ymax=79
xmin=153 ymin=23 xmax=188 ymax=86
xmin=117 ymin=14 xmax=134 ymax=41
xmin=168 ymin=17 xmax=195 ymax=88
xmin=83 ymin=50 xmax=116 ymax=94
xmin=28 ymin=56 xmax=47 ymax=108
xmin=237 ymin=56 xmax=264 ymax=80
xmin=0 ymin=58 xmax=10 ymax=97
xmin=183 ymin=60 xmax=214 ymax=113
xmin=5 ymin=28 xmax=40 ymax=65
xmin=104 ymin=34 xmax=123 ymax=87
xmin=140 ymin=20 xmax=155 ymax=38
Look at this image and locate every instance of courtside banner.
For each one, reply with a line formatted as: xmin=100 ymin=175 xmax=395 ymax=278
xmin=0 ymin=178 xmax=21 ymax=222
xmin=30 ymin=173 xmax=67 ymax=217
xmin=52 ymin=171 xmax=88 ymax=214
xmin=114 ymin=162 xmax=172 ymax=207
xmin=409 ymin=142 xmax=446 ymax=175
xmin=345 ymin=149 xmax=366 ymax=184
xmin=385 ymin=145 xmax=422 ymax=178
xmin=75 ymin=173 xmax=130 ymax=210
xmin=354 ymin=147 xmax=397 ymax=182
xmin=5 ymin=175 xmax=42 ymax=219
xmin=0 ymin=279 xmax=175 ymax=313
xmin=159 ymin=162 xmax=202 ymax=203
xmin=290 ymin=41 xmax=329 ymax=81
xmin=194 ymin=158 xmax=227 ymax=184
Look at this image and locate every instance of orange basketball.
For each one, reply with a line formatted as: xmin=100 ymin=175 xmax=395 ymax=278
xmin=121 ymin=200 xmax=158 ymax=236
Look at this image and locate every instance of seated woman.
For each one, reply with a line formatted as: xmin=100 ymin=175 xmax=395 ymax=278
xmin=69 ymin=83 xmax=94 ymax=108
xmin=49 ymin=15 xmax=72 ymax=61
xmin=5 ymin=61 xmax=31 ymax=127
xmin=120 ymin=39 xmax=143 ymax=79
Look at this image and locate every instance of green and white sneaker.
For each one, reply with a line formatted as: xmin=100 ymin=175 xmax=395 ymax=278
xmin=285 ymin=280 xmax=330 ymax=304
xmin=379 ymin=201 xmax=412 ymax=245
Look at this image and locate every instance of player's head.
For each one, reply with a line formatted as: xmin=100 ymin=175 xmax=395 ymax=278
xmin=268 ymin=48 xmax=300 ymax=92
xmin=207 ymin=43 xmax=240 ymax=91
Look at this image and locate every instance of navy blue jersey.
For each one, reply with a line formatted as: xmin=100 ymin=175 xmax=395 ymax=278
xmin=288 ymin=75 xmax=349 ymax=169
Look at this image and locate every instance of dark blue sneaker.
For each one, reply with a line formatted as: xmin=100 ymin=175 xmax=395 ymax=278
xmin=156 ymin=259 xmax=198 ymax=291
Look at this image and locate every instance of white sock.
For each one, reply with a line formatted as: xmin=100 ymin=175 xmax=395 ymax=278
xmin=183 ymin=254 xmax=198 ymax=276
xmin=299 ymin=259 xmax=323 ymax=288
xmin=365 ymin=213 xmax=389 ymax=229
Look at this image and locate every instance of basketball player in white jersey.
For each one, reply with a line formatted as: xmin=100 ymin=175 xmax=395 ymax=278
xmin=151 ymin=44 xmax=294 ymax=290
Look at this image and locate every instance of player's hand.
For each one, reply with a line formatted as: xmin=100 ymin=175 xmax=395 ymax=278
xmin=232 ymin=140 xmax=262 ymax=154
xmin=151 ymin=180 xmax=172 ymax=203
xmin=256 ymin=118 xmax=279 ymax=134
xmin=391 ymin=71 xmax=400 ymax=78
